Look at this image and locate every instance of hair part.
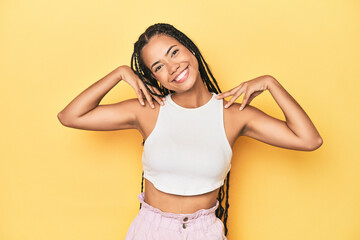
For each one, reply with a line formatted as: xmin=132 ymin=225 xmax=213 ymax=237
xmin=132 ymin=23 xmax=231 ymax=237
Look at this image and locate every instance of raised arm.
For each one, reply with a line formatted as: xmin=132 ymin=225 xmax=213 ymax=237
xmin=217 ymin=75 xmax=323 ymax=151
xmin=57 ymin=65 xmax=164 ymax=131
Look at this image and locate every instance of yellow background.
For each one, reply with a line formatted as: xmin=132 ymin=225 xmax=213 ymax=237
xmin=1 ymin=0 xmax=359 ymax=239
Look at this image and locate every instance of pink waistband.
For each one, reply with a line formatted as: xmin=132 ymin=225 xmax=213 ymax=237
xmin=136 ymin=192 xmax=221 ymax=232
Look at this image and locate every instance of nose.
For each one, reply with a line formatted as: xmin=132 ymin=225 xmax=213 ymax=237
xmin=168 ymin=61 xmax=180 ymax=75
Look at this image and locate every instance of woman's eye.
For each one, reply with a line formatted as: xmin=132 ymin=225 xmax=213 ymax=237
xmin=155 ymin=65 xmax=162 ymax=72
xmin=172 ymin=49 xmax=179 ymax=56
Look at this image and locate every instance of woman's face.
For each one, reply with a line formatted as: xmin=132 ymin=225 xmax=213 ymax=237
xmin=141 ymin=34 xmax=200 ymax=93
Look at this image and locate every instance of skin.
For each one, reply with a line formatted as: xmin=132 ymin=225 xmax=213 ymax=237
xmin=58 ymin=33 xmax=323 ymax=215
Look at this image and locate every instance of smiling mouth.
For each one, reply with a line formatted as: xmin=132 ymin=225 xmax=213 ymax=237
xmin=173 ymin=66 xmax=189 ymax=82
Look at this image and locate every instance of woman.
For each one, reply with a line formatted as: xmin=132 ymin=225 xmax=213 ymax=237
xmin=57 ymin=23 xmax=323 ymax=239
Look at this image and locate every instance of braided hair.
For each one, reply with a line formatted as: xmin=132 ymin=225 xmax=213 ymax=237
xmin=131 ymin=23 xmax=231 ymax=237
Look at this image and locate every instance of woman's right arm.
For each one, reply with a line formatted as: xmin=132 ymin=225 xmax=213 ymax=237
xmin=57 ymin=65 xmax=164 ymax=131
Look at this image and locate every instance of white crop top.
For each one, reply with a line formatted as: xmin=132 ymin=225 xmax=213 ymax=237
xmin=141 ymin=92 xmax=233 ymax=196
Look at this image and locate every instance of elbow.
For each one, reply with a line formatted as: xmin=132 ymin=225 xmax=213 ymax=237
xmin=305 ymin=137 xmax=323 ymax=151
xmin=57 ymin=112 xmax=72 ymax=127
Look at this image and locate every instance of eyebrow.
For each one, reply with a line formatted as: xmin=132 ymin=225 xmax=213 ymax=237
xmin=150 ymin=44 xmax=177 ymax=70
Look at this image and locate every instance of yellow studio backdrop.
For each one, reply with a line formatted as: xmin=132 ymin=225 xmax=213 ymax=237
xmin=0 ymin=0 xmax=359 ymax=239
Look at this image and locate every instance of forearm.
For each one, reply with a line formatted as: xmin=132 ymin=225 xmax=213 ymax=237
xmin=266 ymin=76 xmax=322 ymax=143
xmin=58 ymin=66 xmax=124 ymax=120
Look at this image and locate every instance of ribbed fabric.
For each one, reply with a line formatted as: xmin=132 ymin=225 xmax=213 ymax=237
xmin=141 ymin=92 xmax=232 ymax=196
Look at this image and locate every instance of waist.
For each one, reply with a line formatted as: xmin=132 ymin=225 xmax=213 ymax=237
xmin=144 ymin=178 xmax=220 ymax=214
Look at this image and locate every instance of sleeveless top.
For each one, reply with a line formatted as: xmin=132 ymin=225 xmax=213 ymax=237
xmin=141 ymin=92 xmax=233 ymax=196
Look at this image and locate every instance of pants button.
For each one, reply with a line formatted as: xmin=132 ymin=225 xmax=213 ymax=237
xmin=183 ymin=217 xmax=188 ymax=222
xmin=182 ymin=223 xmax=187 ymax=229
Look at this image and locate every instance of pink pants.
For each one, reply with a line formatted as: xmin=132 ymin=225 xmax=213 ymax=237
xmin=125 ymin=192 xmax=227 ymax=240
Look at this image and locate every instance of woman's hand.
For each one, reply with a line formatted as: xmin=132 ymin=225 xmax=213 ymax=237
xmin=119 ymin=65 xmax=165 ymax=108
xmin=215 ymin=75 xmax=274 ymax=110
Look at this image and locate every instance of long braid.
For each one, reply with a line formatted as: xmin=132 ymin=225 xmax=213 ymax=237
xmin=133 ymin=23 xmax=231 ymax=237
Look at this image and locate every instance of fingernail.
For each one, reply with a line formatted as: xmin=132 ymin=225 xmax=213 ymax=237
xmin=141 ymin=101 xmax=145 ymax=105
xmin=160 ymin=101 xmax=164 ymax=105
xmin=224 ymin=104 xmax=228 ymax=108
xmin=151 ymin=104 xmax=155 ymax=108
xmin=240 ymin=106 xmax=243 ymax=110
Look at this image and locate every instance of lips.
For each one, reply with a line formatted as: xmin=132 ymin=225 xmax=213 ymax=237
xmin=173 ymin=66 xmax=189 ymax=82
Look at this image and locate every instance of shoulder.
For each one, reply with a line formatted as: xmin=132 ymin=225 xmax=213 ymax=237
xmin=222 ymin=99 xmax=264 ymax=136
xmin=114 ymin=97 xmax=161 ymax=121
xmin=126 ymin=97 xmax=163 ymax=126
xmin=222 ymin=98 xmax=262 ymax=117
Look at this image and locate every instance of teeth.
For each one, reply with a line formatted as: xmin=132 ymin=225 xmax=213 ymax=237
xmin=174 ymin=67 xmax=188 ymax=81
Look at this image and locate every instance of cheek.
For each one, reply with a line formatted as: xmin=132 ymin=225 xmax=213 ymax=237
xmin=192 ymin=59 xmax=200 ymax=72
xmin=155 ymin=71 xmax=166 ymax=80
xmin=191 ymin=57 xmax=199 ymax=71
xmin=155 ymin=73 xmax=168 ymax=85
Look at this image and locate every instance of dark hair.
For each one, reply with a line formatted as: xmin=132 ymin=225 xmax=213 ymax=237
xmin=131 ymin=23 xmax=231 ymax=237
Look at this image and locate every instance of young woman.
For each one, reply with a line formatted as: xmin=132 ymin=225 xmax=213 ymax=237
xmin=57 ymin=23 xmax=323 ymax=240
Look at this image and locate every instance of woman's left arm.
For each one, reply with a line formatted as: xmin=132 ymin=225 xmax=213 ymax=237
xmin=217 ymin=75 xmax=323 ymax=151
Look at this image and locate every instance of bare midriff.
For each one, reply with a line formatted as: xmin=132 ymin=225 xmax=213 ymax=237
xmin=143 ymin=178 xmax=220 ymax=214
